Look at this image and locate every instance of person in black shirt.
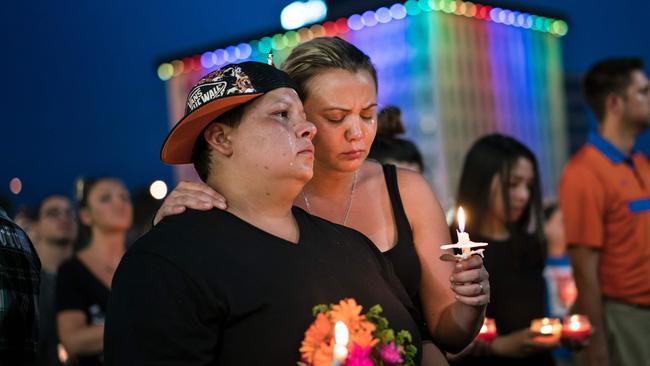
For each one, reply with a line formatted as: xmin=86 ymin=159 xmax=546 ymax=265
xmin=0 ymin=206 xmax=41 ymax=366
xmin=33 ymin=194 xmax=77 ymax=366
xmin=448 ymin=134 xmax=557 ymax=365
xmin=57 ymin=178 xmax=132 ymax=366
xmin=104 ymin=61 xmax=421 ymax=365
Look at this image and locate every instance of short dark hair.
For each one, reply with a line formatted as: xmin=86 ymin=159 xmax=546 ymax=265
xmin=35 ymin=194 xmax=70 ymax=220
xmin=192 ymin=104 xmax=247 ymax=182
xmin=583 ymin=57 xmax=644 ymax=121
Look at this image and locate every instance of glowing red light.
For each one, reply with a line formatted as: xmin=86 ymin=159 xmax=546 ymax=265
xmin=335 ymin=18 xmax=350 ymax=34
xmin=323 ymin=21 xmax=338 ymax=36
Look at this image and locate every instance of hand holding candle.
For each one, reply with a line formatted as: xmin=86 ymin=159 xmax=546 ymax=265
xmin=440 ymin=208 xmax=491 ymax=307
xmin=529 ymin=318 xmax=562 ymax=344
xmin=440 ymin=207 xmax=488 ymax=260
xmin=558 ymin=314 xmax=591 ymax=351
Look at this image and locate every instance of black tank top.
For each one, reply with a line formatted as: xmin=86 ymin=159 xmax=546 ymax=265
xmin=381 ymin=164 xmax=422 ymax=299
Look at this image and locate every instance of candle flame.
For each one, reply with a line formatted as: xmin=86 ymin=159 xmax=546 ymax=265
xmin=480 ymin=324 xmax=488 ymax=333
xmin=334 ymin=321 xmax=349 ymax=346
xmin=540 ymin=324 xmax=553 ymax=334
xmin=458 ymin=207 xmax=466 ymax=232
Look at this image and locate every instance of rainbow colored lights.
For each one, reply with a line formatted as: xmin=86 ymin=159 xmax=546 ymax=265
xmin=157 ymin=0 xmax=568 ymax=81
xmin=162 ymin=0 xmax=569 ymax=201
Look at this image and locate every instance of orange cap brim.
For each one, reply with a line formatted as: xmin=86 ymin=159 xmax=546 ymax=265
xmin=160 ymin=93 xmax=263 ymax=164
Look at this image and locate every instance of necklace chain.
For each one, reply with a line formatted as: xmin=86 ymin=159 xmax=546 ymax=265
xmin=302 ymin=170 xmax=358 ymax=226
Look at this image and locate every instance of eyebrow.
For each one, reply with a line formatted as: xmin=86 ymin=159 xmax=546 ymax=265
xmin=322 ymin=103 xmax=378 ymax=112
xmin=268 ymin=95 xmax=300 ymax=108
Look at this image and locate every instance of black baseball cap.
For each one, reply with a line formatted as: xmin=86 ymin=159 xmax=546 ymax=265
xmin=161 ymin=61 xmax=298 ymax=164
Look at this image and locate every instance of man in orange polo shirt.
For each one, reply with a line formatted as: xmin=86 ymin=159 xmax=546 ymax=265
xmin=560 ymin=58 xmax=650 ymax=366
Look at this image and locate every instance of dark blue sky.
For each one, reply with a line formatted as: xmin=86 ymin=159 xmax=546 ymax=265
xmin=2 ymin=0 xmax=649 ymax=208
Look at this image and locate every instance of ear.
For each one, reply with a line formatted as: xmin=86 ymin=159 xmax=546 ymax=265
xmin=79 ymin=207 xmax=92 ymax=226
xmin=204 ymin=123 xmax=234 ymax=157
xmin=605 ymin=92 xmax=624 ymax=116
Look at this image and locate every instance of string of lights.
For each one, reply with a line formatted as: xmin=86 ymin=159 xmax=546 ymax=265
xmin=157 ymin=0 xmax=568 ymax=81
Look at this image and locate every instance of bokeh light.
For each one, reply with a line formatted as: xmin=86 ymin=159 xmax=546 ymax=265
xmin=157 ymin=63 xmax=173 ymax=81
xmin=158 ymin=1 xmax=569 ymax=81
xmin=390 ymin=3 xmax=407 ymax=19
xmin=9 ymin=177 xmax=22 ymax=195
xmin=149 ymin=180 xmax=168 ymax=200
xmin=376 ymin=7 xmax=392 ymax=23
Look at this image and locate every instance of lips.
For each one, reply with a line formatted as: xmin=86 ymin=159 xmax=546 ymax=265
xmin=341 ymin=149 xmax=365 ymax=159
xmin=298 ymin=144 xmax=315 ymax=155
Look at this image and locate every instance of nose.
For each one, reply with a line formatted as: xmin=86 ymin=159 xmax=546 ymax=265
xmin=296 ymin=119 xmax=317 ymax=140
xmin=345 ymin=117 xmax=363 ymax=141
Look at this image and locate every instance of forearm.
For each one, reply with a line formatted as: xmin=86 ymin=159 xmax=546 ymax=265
xmin=431 ymin=301 xmax=485 ymax=353
xmin=61 ymin=325 xmax=104 ymax=357
xmin=577 ymin=289 xmax=609 ymax=365
xmin=570 ymin=246 xmax=609 ymax=366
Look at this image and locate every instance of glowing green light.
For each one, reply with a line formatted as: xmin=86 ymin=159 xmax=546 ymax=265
xmin=543 ymin=18 xmax=553 ymax=32
xmin=448 ymin=1 xmax=457 ymax=14
xmin=556 ymin=20 xmax=568 ymax=36
xmin=285 ymin=31 xmax=299 ymax=47
xmin=272 ymin=34 xmax=287 ymax=50
xmin=418 ymin=0 xmax=432 ymax=12
xmin=405 ymin=0 xmax=421 ymax=15
xmin=438 ymin=0 xmax=448 ymax=13
xmin=258 ymin=37 xmax=273 ymax=53
xmin=157 ymin=63 xmax=174 ymax=81
xmin=428 ymin=0 xmax=440 ymax=11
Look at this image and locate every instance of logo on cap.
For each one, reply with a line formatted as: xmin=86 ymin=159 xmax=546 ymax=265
xmin=186 ymin=66 xmax=256 ymax=112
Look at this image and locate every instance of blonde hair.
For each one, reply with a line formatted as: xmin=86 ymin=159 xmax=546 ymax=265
xmin=281 ymin=36 xmax=377 ymax=100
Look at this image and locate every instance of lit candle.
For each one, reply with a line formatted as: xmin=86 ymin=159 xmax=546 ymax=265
xmin=530 ymin=318 xmax=562 ymax=343
xmin=440 ymin=207 xmax=488 ymax=260
xmin=332 ymin=321 xmax=349 ymax=366
xmin=561 ymin=314 xmax=591 ymax=341
xmin=475 ymin=318 xmax=497 ymax=342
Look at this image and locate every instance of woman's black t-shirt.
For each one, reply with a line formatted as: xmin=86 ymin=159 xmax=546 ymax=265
xmin=105 ymin=207 xmax=422 ymax=365
xmin=56 ymin=257 xmax=109 ymax=366
xmin=451 ymin=232 xmax=554 ymax=366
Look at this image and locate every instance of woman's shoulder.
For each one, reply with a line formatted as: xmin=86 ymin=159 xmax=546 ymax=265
xmin=359 ymin=160 xmax=385 ymax=184
xmin=359 ymin=161 xmax=423 ymax=187
xmin=392 ymin=166 xmax=437 ymax=205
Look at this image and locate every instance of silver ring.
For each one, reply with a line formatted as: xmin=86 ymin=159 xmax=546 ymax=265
xmin=478 ymin=283 xmax=484 ymax=294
